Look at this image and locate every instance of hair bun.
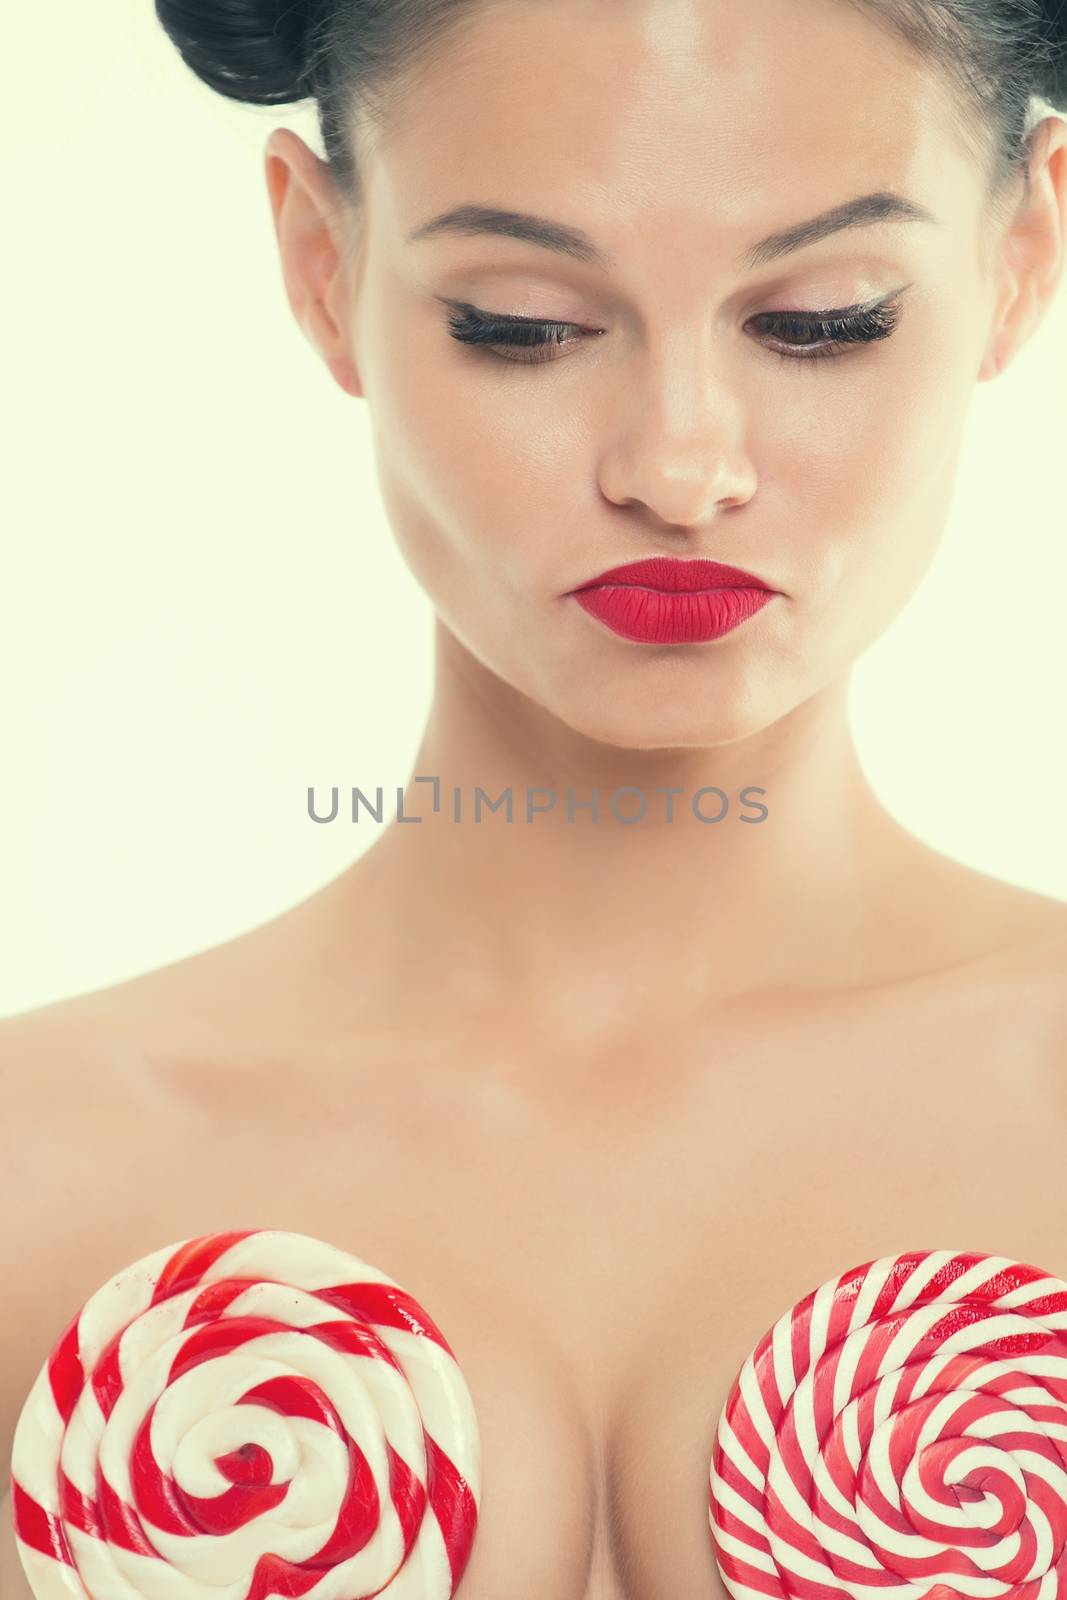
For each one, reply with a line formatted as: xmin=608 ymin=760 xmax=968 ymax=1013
xmin=154 ymin=0 xmax=317 ymax=106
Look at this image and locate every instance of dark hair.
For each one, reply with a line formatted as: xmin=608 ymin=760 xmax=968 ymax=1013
xmin=156 ymin=0 xmax=1067 ymax=214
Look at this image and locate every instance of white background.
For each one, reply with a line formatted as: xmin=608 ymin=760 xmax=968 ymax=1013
xmin=1 ymin=1 xmax=1065 ymax=1017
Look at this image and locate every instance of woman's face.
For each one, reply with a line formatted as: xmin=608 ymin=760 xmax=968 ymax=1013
xmin=276 ymin=0 xmax=1044 ymax=750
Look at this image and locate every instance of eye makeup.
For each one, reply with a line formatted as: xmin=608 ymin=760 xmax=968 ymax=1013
xmin=439 ymin=287 xmax=912 ymax=367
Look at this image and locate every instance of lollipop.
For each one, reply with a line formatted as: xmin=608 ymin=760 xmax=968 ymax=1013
xmin=9 ymin=1228 xmax=481 ymax=1599
xmin=709 ymin=1250 xmax=1067 ymax=1600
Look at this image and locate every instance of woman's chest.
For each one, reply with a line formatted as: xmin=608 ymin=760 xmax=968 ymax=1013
xmin=9 ymin=973 xmax=1067 ymax=1600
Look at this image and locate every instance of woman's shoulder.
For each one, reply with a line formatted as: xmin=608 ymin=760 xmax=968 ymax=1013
xmin=0 ymin=897 xmax=330 ymax=1096
xmin=989 ymin=903 xmax=1067 ymax=1033
xmin=925 ymin=873 xmax=1067 ymax=1076
xmin=890 ymin=836 xmax=1067 ymax=985
xmin=956 ymin=871 xmax=1067 ymax=960
xmin=876 ymin=862 xmax=1067 ymax=1084
xmin=0 ymin=866 xmax=402 ymax=1111
xmin=0 ymin=983 xmax=153 ymax=1146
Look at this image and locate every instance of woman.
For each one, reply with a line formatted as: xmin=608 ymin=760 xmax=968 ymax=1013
xmin=3 ymin=1 xmax=1067 ymax=1596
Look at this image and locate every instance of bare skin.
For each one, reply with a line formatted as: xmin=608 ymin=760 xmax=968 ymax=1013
xmin=4 ymin=0 xmax=1067 ymax=1596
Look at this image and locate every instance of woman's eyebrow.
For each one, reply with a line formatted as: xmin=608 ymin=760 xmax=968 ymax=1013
xmin=406 ymin=190 xmax=938 ymax=270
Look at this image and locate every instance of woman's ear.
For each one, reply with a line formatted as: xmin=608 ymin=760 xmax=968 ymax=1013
xmin=263 ymin=127 xmax=365 ymax=399
xmin=979 ymin=112 xmax=1067 ymax=380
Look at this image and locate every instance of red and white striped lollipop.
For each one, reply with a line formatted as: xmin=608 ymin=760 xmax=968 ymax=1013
xmin=709 ymin=1250 xmax=1067 ymax=1600
xmin=9 ymin=1228 xmax=481 ymax=1599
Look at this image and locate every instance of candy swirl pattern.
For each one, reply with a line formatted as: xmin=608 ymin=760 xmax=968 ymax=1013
xmin=9 ymin=1229 xmax=481 ymax=1599
xmin=709 ymin=1250 xmax=1067 ymax=1600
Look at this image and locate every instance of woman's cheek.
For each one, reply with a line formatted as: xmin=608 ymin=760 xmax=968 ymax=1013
xmin=373 ymin=341 xmax=594 ymax=597
xmin=743 ymin=340 xmax=973 ymax=678
xmin=363 ymin=367 xmax=543 ymax=658
xmin=775 ymin=327 xmax=969 ymax=535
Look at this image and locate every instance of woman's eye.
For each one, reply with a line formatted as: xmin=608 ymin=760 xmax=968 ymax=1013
xmin=749 ymin=292 xmax=907 ymax=363
xmin=442 ymin=290 xmax=907 ymax=367
xmin=443 ymin=301 xmax=596 ymax=365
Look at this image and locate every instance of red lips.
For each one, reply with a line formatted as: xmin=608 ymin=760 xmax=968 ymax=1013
xmin=566 ymin=555 xmax=778 ymax=645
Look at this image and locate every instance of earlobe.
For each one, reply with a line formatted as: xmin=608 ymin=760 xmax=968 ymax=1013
xmin=330 ymin=354 xmax=364 ymax=399
xmin=977 ymin=276 xmax=1021 ymax=381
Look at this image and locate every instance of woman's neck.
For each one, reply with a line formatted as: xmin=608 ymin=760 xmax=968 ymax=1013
xmin=326 ymin=643 xmax=932 ymax=1047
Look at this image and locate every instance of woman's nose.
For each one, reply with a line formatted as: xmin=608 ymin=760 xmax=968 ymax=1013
xmin=597 ymin=341 xmax=757 ymax=529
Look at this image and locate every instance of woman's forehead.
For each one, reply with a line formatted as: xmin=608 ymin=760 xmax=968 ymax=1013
xmin=367 ymin=0 xmax=970 ymax=255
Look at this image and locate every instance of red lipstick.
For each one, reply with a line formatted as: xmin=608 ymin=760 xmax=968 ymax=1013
xmin=566 ymin=556 xmax=777 ymax=645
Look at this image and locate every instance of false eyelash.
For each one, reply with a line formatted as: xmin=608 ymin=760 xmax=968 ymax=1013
xmin=750 ymin=297 xmax=903 ymax=362
xmin=442 ymin=293 xmax=905 ymax=366
xmin=444 ymin=303 xmax=583 ymax=349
